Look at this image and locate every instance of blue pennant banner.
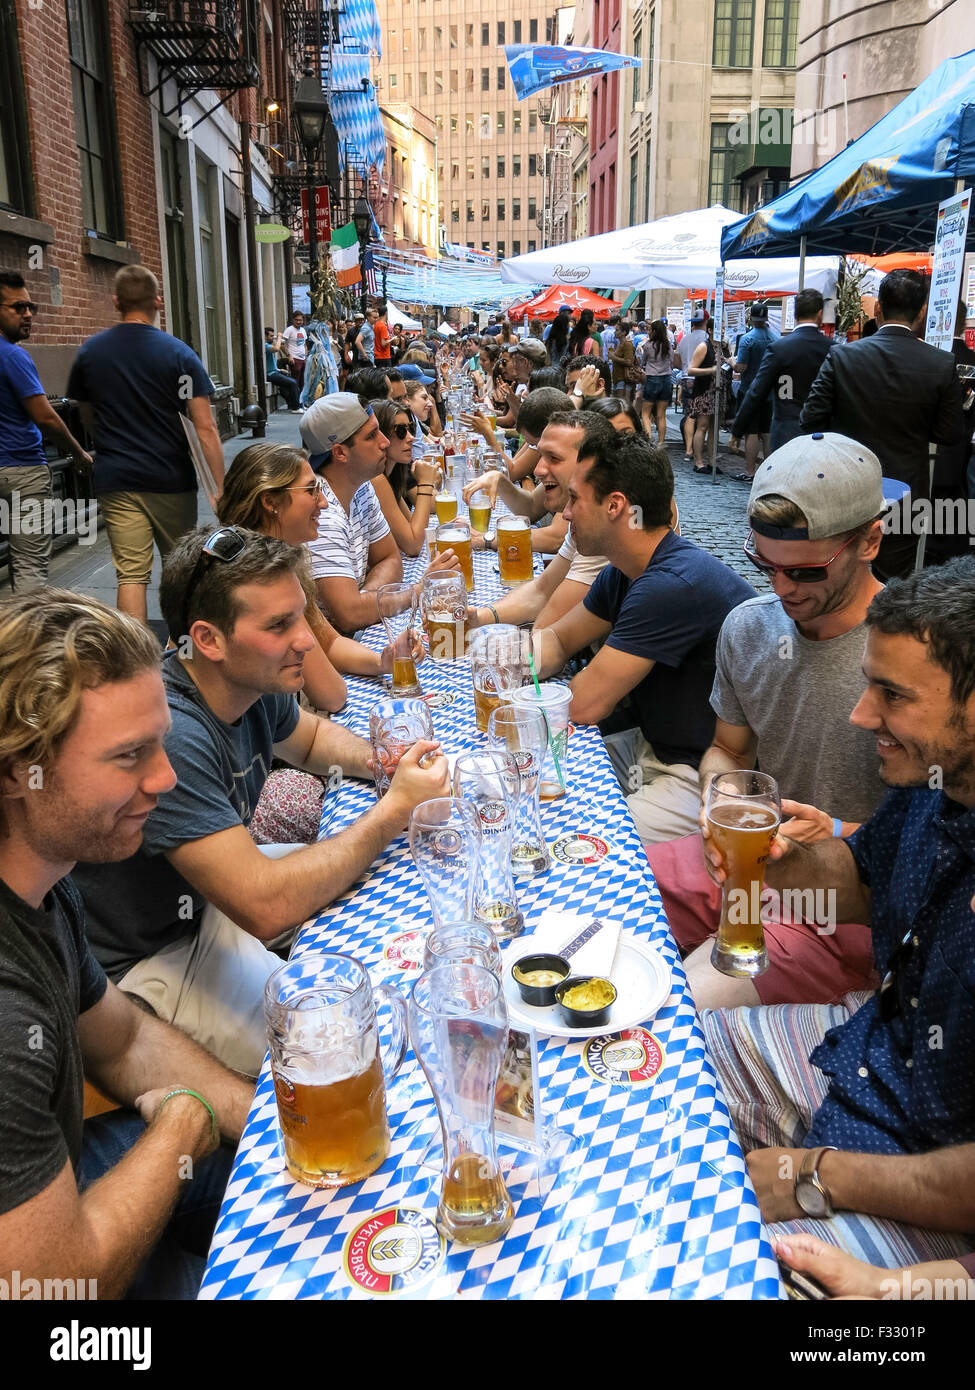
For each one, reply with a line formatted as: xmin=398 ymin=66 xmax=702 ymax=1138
xmin=504 ymin=44 xmax=640 ymax=101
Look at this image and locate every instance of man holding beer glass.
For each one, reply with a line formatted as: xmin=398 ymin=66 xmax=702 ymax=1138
xmin=700 ymin=559 xmax=975 ymax=1269
xmin=650 ymin=434 xmax=890 ymax=1008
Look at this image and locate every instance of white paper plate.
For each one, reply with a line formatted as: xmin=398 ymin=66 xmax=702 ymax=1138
xmin=501 ymin=934 xmax=672 ymax=1039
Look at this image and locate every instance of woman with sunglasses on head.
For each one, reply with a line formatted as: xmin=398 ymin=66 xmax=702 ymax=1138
xmin=217 ymin=444 xmax=410 ymax=703
xmin=370 ymin=399 xmax=442 ymax=557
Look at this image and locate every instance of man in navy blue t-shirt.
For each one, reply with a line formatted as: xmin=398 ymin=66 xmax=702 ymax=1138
xmin=67 ymin=265 xmax=225 ymax=626
xmin=0 ymin=272 xmax=91 ymax=590
xmin=534 ymin=432 xmax=754 ymax=844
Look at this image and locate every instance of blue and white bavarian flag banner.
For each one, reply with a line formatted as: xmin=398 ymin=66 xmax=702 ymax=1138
xmin=504 ymin=45 xmax=641 ymax=101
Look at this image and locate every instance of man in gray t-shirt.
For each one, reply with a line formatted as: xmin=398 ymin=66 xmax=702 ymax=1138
xmin=648 ymin=432 xmax=890 ymax=1011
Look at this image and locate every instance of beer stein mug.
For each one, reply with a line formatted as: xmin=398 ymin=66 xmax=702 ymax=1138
xmin=496 ymin=515 xmax=533 ymax=586
xmin=369 ymin=696 xmax=435 ymax=798
xmin=265 ymin=953 xmax=407 ymax=1188
xmin=436 ymin=518 xmax=474 ymax=593
xmin=377 ymin=582 xmax=423 ymax=696
xmin=452 ymin=750 xmax=524 ymax=941
xmin=421 ymin=572 xmax=468 ymax=661
xmin=704 ymin=770 xmax=781 ymax=978
xmin=422 ymin=921 xmax=503 ymax=977
xmin=409 ymin=796 xmax=482 ymax=927
xmin=468 ymin=624 xmax=527 ymax=733
xmin=408 ymin=964 xmax=514 ymax=1246
xmin=487 ymin=703 xmax=551 ymax=877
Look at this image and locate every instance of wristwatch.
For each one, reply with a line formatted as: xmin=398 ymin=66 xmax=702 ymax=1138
xmin=794 ymin=1145 xmax=838 ymax=1217
xmin=571 ymin=387 xmax=584 ymax=399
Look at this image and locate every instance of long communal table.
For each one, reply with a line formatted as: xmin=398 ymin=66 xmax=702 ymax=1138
xmin=199 ymin=545 xmax=783 ymax=1301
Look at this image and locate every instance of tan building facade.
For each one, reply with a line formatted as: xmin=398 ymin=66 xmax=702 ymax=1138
xmin=375 ymin=0 xmax=557 ymax=261
xmin=792 ymin=0 xmax=975 ymax=180
xmin=374 ymin=103 xmax=440 ymax=256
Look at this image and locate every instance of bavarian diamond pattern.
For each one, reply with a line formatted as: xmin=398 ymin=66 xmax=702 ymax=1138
xmin=200 ymin=549 xmax=782 ymax=1300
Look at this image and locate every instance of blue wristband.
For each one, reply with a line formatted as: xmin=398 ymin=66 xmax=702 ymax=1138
xmin=832 ymin=818 xmax=843 ymax=838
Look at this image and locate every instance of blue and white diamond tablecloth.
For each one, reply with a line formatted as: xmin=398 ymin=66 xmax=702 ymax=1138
xmin=200 ymin=549 xmax=783 ymax=1301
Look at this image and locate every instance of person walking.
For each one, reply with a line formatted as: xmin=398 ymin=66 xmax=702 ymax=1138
xmin=67 ymin=264 xmax=224 ymax=627
xmin=638 ymin=320 xmax=673 ymax=445
xmin=731 ymin=290 xmax=832 ymax=457
xmin=729 ymin=303 xmax=776 ymax=478
xmin=687 ymin=323 xmax=721 ymax=474
xmin=0 ymin=272 xmax=92 ymax=590
xmin=677 ymin=310 xmax=709 ymax=460
xmin=610 ymin=320 xmax=636 ymax=401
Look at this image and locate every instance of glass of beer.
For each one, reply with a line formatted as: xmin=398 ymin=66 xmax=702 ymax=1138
xmin=425 ymin=520 xmax=438 ymax=561
xmin=496 ymin=515 xmax=532 ymax=586
xmin=468 ymin=625 xmax=527 ymax=732
xmin=265 ymin=953 xmax=407 ymax=1188
xmin=408 ymin=964 xmax=513 ymax=1246
xmin=469 ymin=490 xmax=492 ymax=534
xmin=437 ymin=519 xmax=474 ymax=593
xmin=369 ymin=696 xmax=435 ymax=799
xmin=422 ymin=572 xmax=468 ymax=661
xmin=704 ymin=770 xmax=781 ymax=978
xmin=377 ymin=582 xmax=423 ymax=695
xmin=435 ymin=489 xmax=458 ymax=524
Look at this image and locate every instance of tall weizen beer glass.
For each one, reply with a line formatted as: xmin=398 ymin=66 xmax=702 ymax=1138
xmin=496 ymin=515 xmax=532 ymax=586
xmin=265 ymin=954 xmax=407 ymax=1187
xmin=377 ymin=582 xmax=423 ymax=696
xmin=704 ymin=770 xmax=781 ymax=978
xmin=436 ymin=520 xmax=474 ymax=593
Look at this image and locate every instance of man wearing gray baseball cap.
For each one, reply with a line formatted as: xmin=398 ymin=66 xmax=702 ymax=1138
xmin=648 ymin=431 xmax=891 ymax=1010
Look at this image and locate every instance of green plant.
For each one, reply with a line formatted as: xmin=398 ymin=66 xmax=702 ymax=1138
xmin=835 ymin=256 xmax=871 ymax=334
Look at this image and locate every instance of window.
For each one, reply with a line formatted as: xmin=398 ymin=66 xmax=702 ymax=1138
xmin=512 ymin=196 xmax=521 ymax=219
xmin=434 ymin=24 xmax=442 ymax=44
xmin=647 ymin=7 xmax=655 ymax=91
xmin=762 ymin=0 xmax=798 ymax=67
xmin=436 ymin=114 xmax=444 ymax=130
xmin=450 ymin=70 xmax=458 ymax=92
xmin=481 ymin=21 xmax=488 ymax=43
xmin=390 ymin=73 xmax=398 ymax=87
xmin=403 ymin=28 xmax=410 ymax=50
xmin=497 ymin=241 xmax=505 ymax=258
xmin=467 ymin=156 xmax=475 ymax=179
xmin=482 ymin=241 xmax=490 ymax=252
xmin=0 ymin=0 xmax=33 ymax=213
xmin=512 ymin=154 xmax=521 ymax=176
xmin=513 ymin=19 xmax=521 ymax=41
xmin=497 ymin=155 xmax=505 ymax=178
xmin=497 ymin=66 xmax=505 ymax=90
xmin=529 ymin=18 xmax=537 ymax=41
xmin=450 ymin=23 xmax=457 ymax=46
xmin=196 ymin=167 xmax=223 ymax=374
xmin=466 ymin=23 xmax=473 ymax=44
xmin=482 ymin=67 xmax=490 ymax=90
xmin=497 ymin=200 xmax=505 ymax=220
xmin=512 ymin=239 xmax=521 ymax=254
xmin=437 ymin=161 xmax=444 ymax=183
xmin=467 ymin=198 xmax=474 ymax=221
xmin=629 ymin=154 xmax=639 ymax=227
xmin=420 ymin=71 xmax=428 ymax=94
xmin=406 ymin=73 xmax=412 ymax=95
xmin=419 ymin=26 xmax=426 ymax=48
xmin=528 ymin=154 xmax=537 ymax=177
xmin=528 ymin=238 xmax=536 ymax=252
xmin=645 ymin=138 xmax=653 ymax=218
xmin=482 ymin=199 xmax=489 ymax=219
xmin=545 ymin=17 xmax=554 ymax=41
xmin=436 ymin=74 xmax=443 ymax=93
xmin=450 ymin=114 xmax=457 ymax=131
xmin=713 ymin=0 xmax=754 ymax=68
xmin=479 ymin=113 xmax=491 ymax=138
xmin=497 ymin=111 xmax=505 ymax=133
xmin=633 ymin=30 xmax=641 ymax=102
xmin=467 ymin=114 xmax=476 ymax=134
xmin=66 ymin=0 xmax=123 ymax=237
xmin=451 ymin=198 xmax=459 ymax=222
xmin=528 ymin=196 xmax=536 ymax=220
xmin=482 ymin=154 xmax=490 ymax=177
xmin=497 ymin=21 xmax=504 ymax=43
xmin=465 ymin=68 xmax=473 ymax=89
xmin=513 ymin=110 xmax=521 ymax=135
xmin=529 ymin=110 xmax=537 ymax=133
xmin=708 ymin=122 xmax=741 ymax=209
xmin=451 ymin=159 xmax=459 ymax=180
xmin=159 ymin=130 xmax=189 ymax=344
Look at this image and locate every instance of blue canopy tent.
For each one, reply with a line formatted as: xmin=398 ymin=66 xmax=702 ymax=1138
xmin=720 ymin=49 xmax=975 ymax=262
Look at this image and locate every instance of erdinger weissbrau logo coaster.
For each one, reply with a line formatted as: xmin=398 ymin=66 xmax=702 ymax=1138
xmin=582 ymin=1028 xmax=665 ymax=1088
xmin=343 ymin=1207 xmax=444 ymax=1295
xmin=421 ymin=690 xmax=456 ymax=710
xmin=383 ymin=930 xmax=423 ymax=972
xmin=551 ymin=833 xmax=613 ymax=866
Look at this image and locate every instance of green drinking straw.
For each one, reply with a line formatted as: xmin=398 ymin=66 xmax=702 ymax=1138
xmin=527 ymin=650 xmax=565 ymax=794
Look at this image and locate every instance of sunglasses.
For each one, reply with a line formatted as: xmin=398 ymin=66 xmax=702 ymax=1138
xmin=284 ymin=477 xmax=327 ymax=498
xmin=180 ymin=527 xmax=247 ymax=637
xmin=877 ymin=926 xmax=916 ymax=1023
xmin=391 ymin=422 xmax=416 ymax=440
xmin=743 ymin=530 xmax=859 ymax=585
xmin=6 ymin=300 xmax=38 ymax=315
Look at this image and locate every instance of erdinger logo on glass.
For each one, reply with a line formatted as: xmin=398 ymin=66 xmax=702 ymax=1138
xmin=431 ymin=828 xmax=464 ymax=859
xmin=478 ymin=800 xmax=507 ymax=830
xmin=274 ymin=1075 xmax=298 ymax=1108
xmin=512 ymin=751 xmax=535 ymax=774
xmin=582 ymin=1028 xmax=665 ymax=1088
xmin=343 ymin=1206 xmax=444 ymax=1296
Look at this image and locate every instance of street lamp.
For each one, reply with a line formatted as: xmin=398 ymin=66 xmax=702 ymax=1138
xmin=353 ymin=196 xmax=371 ymax=319
xmin=293 ymin=70 xmax=329 ymax=321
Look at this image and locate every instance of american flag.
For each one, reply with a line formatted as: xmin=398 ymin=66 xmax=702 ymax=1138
xmin=364 ymin=247 xmax=378 ymax=298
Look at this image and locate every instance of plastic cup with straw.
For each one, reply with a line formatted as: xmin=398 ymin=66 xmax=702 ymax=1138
xmin=513 ymin=651 xmax=567 ymax=799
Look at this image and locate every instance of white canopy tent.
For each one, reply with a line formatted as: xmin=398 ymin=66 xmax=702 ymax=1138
xmin=385 ymin=299 xmax=423 ymax=332
xmin=436 ymin=320 xmax=457 ymax=336
xmin=500 ymin=205 xmax=840 ymax=297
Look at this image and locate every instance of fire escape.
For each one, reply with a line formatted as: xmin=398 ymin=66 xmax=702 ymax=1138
xmin=129 ymin=0 xmax=259 ymax=122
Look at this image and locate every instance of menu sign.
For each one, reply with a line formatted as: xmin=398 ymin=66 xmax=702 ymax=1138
xmin=925 ymin=189 xmax=971 ymax=352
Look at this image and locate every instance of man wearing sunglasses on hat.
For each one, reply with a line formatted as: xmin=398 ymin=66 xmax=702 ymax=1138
xmin=0 ymin=272 xmax=93 ymax=590
xmin=699 ymin=556 xmax=975 ymax=1272
xmin=649 ymin=433 xmax=889 ymax=1010
xmin=73 ymin=525 xmax=450 ymax=1077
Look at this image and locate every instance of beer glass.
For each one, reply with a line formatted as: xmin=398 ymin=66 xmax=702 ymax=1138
xmin=452 ymin=750 xmax=524 ymax=941
xmin=369 ymin=696 xmax=435 ymax=799
xmin=435 ymin=489 xmax=458 ymax=524
xmin=408 ymin=964 xmax=513 ymax=1246
xmin=409 ymin=796 xmax=481 ymax=927
xmin=468 ymin=625 xmax=527 ymax=732
xmin=437 ymin=519 xmax=474 ymax=593
xmin=487 ymin=703 xmax=550 ymax=877
xmin=422 ymin=921 xmax=503 ymax=977
xmin=425 ymin=520 xmax=438 ymax=561
xmin=496 ymin=515 xmax=532 ymax=586
xmin=377 ymin=582 xmax=423 ymax=696
xmin=421 ymin=572 xmax=468 ymax=661
xmin=511 ymin=682 xmax=571 ymax=801
xmin=704 ymin=770 xmax=781 ymax=978
xmin=265 ymin=953 xmax=407 ymax=1188
xmin=468 ymin=490 xmax=492 ymax=534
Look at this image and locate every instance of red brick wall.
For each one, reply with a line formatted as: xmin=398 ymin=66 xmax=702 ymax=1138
xmin=0 ymin=0 xmax=164 ymax=347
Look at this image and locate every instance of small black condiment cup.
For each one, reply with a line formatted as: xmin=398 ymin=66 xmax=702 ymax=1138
xmin=554 ymin=974 xmax=618 ymax=1029
xmin=511 ymin=953 xmax=570 ymax=1006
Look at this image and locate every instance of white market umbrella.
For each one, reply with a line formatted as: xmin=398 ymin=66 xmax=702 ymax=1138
xmin=500 ymin=204 xmax=839 ymax=297
xmin=436 ymin=320 xmax=457 ymax=336
xmin=385 ymin=299 xmax=423 ymax=332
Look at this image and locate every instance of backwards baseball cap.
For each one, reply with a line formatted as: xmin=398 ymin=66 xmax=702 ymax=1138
xmin=690 ymin=310 xmax=706 ymax=324
xmin=397 ymin=363 xmax=435 ymax=385
xmin=512 ymin=336 xmax=548 ymax=364
xmin=750 ymin=302 xmax=769 ymax=321
xmin=748 ymin=432 xmax=885 ymax=541
xmin=300 ymin=393 xmax=373 ymax=468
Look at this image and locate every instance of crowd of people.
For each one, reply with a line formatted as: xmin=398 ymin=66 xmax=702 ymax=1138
xmin=2 ymin=259 xmax=975 ymax=1303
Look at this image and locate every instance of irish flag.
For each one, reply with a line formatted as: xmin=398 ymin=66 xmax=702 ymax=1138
xmin=331 ymin=221 xmax=361 ymax=287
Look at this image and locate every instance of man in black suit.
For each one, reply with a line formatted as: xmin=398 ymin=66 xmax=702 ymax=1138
xmin=800 ymin=269 xmax=967 ymax=579
xmin=732 ymin=289 xmax=832 ymax=456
